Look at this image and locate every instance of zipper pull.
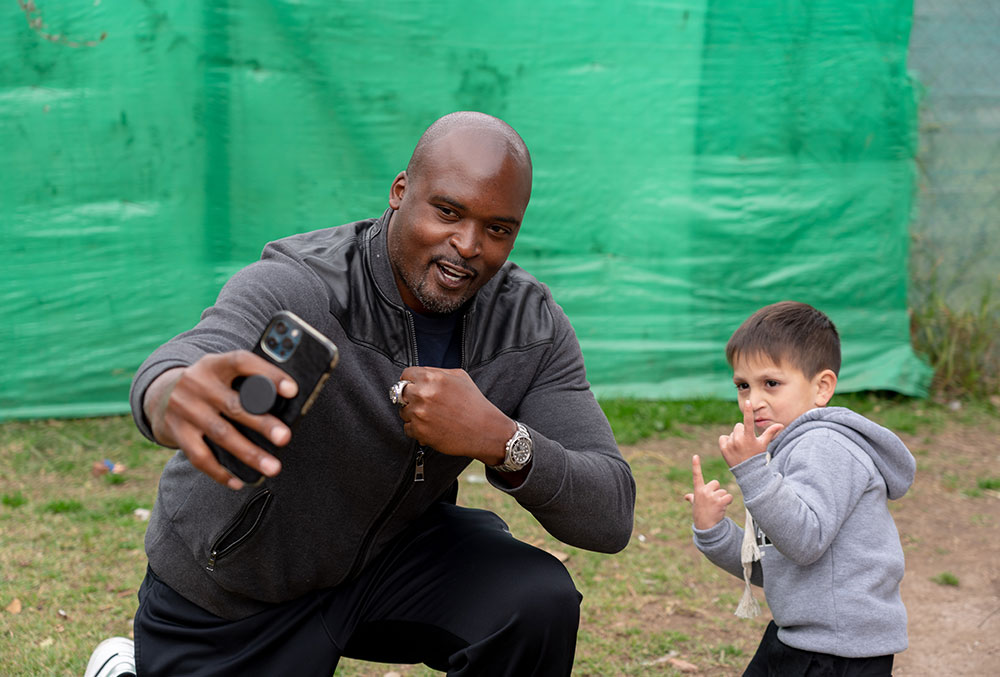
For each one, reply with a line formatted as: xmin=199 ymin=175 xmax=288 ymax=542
xmin=206 ymin=550 xmax=218 ymax=572
xmin=414 ymin=448 xmax=425 ymax=482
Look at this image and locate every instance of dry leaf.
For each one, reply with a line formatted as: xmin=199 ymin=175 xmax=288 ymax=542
xmin=668 ymin=657 xmax=700 ymax=672
xmin=39 ymin=637 xmax=54 ymax=648
xmin=5 ymin=598 xmax=22 ymax=614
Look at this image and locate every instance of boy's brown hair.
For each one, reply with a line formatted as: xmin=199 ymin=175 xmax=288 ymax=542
xmin=726 ymin=301 xmax=841 ymax=378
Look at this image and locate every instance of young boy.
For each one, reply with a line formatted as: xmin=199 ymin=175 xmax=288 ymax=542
xmin=685 ymin=301 xmax=915 ymax=675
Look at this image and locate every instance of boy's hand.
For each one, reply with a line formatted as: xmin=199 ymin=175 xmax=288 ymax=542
xmin=718 ymin=399 xmax=784 ymax=468
xmin=684 ymin=454 xmax=734 ymax=529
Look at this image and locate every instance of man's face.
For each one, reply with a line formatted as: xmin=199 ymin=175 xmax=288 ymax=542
xmin=731 ymin=354 xmax=833 ymax=432
xmin=387 ymin=131 xmax=531 ymax=315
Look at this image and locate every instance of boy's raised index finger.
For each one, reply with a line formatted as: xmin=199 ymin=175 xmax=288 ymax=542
xmin=741 ymin=398 xmax=755 ymax=437
xmin=691 ymin=454 xmax=705 ymax=488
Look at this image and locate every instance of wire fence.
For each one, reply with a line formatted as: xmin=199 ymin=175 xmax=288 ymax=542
xmin=908 ymin=0 xmax=1000 ymax=311
xmin=907 ymin=0 xmax=1000 ymax=395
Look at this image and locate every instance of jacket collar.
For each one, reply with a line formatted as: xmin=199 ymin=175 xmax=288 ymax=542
xmin=365 ymin=208 xmax=408 ymax=309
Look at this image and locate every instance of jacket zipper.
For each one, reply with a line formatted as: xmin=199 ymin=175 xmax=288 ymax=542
xmin=206 ymin=489 xmax=272 ymax=572
xmin=344 ymin=311 xmax=423 ymax=579
xmin=403 ymin=311 xmax=427 ymax=483
xmin=347 ymin=308 xmax=466 ymax=579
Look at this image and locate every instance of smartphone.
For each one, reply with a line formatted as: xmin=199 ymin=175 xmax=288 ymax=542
xmin=205 ymin=310 xmax=339 ymax=485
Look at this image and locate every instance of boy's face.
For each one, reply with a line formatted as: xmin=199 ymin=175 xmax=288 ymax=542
xmin=731 ymin=353 xmax=837 ymax=433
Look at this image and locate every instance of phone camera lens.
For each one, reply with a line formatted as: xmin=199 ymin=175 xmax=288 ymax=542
xmin=266 ymin=336 xmax=278 ymax=349
xmin=275 ymin=321 xmax=287 ymax=334
xmin=281 ymin=337 xmax=294 ymax=350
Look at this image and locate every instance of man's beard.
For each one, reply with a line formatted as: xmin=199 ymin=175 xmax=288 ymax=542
xmin=401 ymin=257 xmax=476 ymax=315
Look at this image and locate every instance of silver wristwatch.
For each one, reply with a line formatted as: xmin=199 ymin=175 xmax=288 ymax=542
xmin=492 ymin=422 xmax=533 ymax=473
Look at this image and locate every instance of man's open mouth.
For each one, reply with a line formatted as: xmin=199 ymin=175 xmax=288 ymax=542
xmin=435 ymin=260 xmax=475 ymax=286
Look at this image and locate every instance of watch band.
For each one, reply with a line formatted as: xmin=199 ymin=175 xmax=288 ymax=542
xmin=492 ymin=421 xmax=533 ymax=473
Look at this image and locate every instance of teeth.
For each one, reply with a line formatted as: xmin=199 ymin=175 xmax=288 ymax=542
xmin=438 ymin=264 xmax=467 ymax=280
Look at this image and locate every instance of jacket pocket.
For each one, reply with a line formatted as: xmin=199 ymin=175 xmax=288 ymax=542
xmin=206 ymin=489 xmax=272 ymax=572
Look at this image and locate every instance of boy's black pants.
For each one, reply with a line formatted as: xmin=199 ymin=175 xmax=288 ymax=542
xmin=744 ymin=621 xmax=894 ymax=677
xmin=133 ymin=502 xmax=581 ymax=676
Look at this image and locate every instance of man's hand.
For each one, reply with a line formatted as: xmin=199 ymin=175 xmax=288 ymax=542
xmin=717 ymin=399 xmax=784 ymax=468
xmin=684 ymin=454 xmax=734 ymax=530
xmin=395 ymin=367 xmax=514 ymax=467
xmin=144 ymin=351 xmax=298 ymax=490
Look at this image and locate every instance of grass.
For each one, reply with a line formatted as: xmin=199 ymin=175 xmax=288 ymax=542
xmin=930 ymin=572 xmax=960 ymax=587
xmin=1 ymin=397 xmax=996 ymax=675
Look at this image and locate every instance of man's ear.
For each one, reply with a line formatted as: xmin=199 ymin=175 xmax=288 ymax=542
xmin=814 ymin=369 xmax=838 ymax=407
xmin=388 ymin=171 xmax=407 ymax=210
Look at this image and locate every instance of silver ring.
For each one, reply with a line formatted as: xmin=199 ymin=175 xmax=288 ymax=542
xmin=389 ymin=379 xmax=412 ymax=407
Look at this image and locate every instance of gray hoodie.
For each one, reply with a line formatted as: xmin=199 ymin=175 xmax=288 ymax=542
xmin=693 ymin=406 xmax=915 ymax=657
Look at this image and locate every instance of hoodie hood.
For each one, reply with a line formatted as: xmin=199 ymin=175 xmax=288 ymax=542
xmin=769 ymin=406 xmax=915 ymax=499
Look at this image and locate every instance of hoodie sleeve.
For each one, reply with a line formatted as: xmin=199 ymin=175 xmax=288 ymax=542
xmin=730 ymin=430 xmax=873 ymax=566
xmin=692 ymin=517 xmax=764 ymax=586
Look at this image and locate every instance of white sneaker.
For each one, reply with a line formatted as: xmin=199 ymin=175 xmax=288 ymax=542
xmin=84 ymin=636 xmax=135 ymax=677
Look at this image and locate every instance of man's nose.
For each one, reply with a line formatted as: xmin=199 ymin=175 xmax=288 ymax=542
xmin=449 ymin=223 xmax=481 ymax=259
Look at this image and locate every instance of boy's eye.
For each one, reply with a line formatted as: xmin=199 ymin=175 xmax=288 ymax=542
xmin=735 ymin=383 xmax=748 ymax=391
xmin=765 ymin=380 xmax=779 ymax=388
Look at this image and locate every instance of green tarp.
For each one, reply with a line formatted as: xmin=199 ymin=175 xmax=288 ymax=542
xmin=0 ymin=1 xmax=930 ymax=420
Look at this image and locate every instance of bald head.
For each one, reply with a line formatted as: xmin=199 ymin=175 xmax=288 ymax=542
xmin=407 ymin=112 xmax=532 ymax=186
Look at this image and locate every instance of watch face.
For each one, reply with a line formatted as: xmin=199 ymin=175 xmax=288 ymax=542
xmin=510 ymin=438 xmax=532 ymax=465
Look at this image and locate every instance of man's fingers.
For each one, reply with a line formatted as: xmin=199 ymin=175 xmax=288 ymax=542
xmin=193 ymin=405 xmax=283 ymax=480
xmin=684 ymin=493 xmax=694 ymax=504
xmin=187 ymin=359 xmax=293 ymax=447
xmin=174 ymin=425 xmax=242 ymax=488
xmin=691 ymin=454 xmax=705 ymax=489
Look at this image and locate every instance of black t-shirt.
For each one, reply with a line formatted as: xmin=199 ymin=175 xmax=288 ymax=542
xmin=408 ymin=308 xmax=461 ymax=368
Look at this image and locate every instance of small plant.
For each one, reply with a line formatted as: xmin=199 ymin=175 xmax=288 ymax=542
xmin=43 ymin=499 xmax=84 ymax=514
xmin=931 ymin=571 xmax=960 ymax=587
xmin=2 ymin=491 xmax=27 ymax=508
xmin=977 ymin=477 xmax=1000 ymax=491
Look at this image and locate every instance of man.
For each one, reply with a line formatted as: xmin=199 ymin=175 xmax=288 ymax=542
xmin=88 ymin=112 xmax=635 ymax=676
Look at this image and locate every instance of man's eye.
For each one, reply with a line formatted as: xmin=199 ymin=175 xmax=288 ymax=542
xmin=488 ymin=224 xmax=512 ymax=236
xmin=436 ymin=206 xmax=456 ymax=218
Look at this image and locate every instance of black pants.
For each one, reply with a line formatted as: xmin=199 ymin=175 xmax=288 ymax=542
xmin=133 ymin=503 xmax=581 ymax=676
xmin=744 ymin=621 xmax=894 ymax=677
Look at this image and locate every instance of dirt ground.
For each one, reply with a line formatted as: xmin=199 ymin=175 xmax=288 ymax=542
xmin=622 ymin=415 xmax=999 ymax=676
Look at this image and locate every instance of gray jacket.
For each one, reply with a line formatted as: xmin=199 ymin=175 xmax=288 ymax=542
xmin=131 ymin=210 xmax=636 ymax=620
xmin=693 ymin=407 xmax=914 ymax=657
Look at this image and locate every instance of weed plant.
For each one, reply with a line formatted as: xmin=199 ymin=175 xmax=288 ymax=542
xmin=909 ymin=256 xmax=1000 ymax=399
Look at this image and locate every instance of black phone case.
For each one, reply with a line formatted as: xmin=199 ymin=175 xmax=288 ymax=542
xmin=205 ymin=311 xmax=339 ymax=485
